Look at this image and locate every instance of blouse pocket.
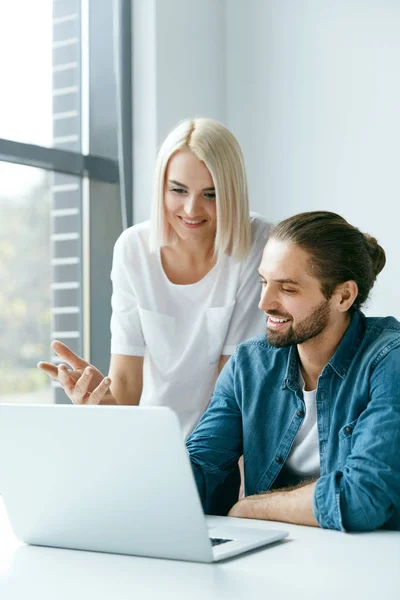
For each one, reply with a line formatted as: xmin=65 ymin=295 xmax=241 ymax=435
xmin=337 ymin=418 xmax=358 ymax=469
xmin=138 ymin=307 xmax=176 ymax=369
xmin=206 ymin=303 xmax=236 ymax=365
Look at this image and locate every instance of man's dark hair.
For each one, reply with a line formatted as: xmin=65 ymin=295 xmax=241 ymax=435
xmin=271 ymin=211 xmax=386 ymax=311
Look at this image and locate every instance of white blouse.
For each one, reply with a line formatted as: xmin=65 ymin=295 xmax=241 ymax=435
xmin=110 ymin=213 xmax=272 ymax=438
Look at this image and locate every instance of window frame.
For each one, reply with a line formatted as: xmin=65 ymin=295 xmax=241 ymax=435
xmin=0 ymin=0 xmax=132 ymax=402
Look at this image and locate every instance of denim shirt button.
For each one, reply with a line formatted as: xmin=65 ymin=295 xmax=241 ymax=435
xmin=296 ymin=410 xmax=304 ymax=418
xmin=275 ymin=456 xmax=283 ymax=464
xmin=345 ymin=426 xmax=353 ymax=434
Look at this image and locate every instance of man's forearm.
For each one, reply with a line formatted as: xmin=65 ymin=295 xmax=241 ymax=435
xmin=228 ymin=482 xmax=319 ymax=527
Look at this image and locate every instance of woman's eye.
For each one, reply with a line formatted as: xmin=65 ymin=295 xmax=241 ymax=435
xmin=171 ymin=187 xmax=186 ymax=194
xmin=259 ymin=279 xmax=266 ymax=286
xmin=204 ymin=192 xmax=216 ymax=200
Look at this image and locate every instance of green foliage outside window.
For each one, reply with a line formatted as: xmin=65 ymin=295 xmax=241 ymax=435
xmin=0 ymin=173 xmax=51 ymax=397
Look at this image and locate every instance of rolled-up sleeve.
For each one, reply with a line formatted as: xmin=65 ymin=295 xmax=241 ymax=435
xmin=313 ymin=345 xmax=400 ymax=532
xmin=110 ymin=233 xmax=145 ymax=356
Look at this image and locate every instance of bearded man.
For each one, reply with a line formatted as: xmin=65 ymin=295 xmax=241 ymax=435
xmin=186 ymin=211 xmax=400 ymax=532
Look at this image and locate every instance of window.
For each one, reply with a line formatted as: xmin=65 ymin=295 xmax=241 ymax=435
xmin=0 ymin=0 xmax=131 ymax=404
xmin=0 ymin=163 xmax=52 ymax=403
xmin=0 ymin=1 xmax=53 ymax=147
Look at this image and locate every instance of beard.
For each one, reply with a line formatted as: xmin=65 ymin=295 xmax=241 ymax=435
xmin=266 ymin=298 xmax=331 ymax=348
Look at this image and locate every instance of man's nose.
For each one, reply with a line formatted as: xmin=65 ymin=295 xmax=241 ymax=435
xmin=258 ymin=284 xmax=278 ymax=312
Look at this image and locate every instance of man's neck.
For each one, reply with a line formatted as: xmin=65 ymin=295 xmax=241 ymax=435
xmin=297 ymin=315 xmax=351 ymax=391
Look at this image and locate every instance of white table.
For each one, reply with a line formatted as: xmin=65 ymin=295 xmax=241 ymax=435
xmin=1 ymin=498 xmax=399 ymax=600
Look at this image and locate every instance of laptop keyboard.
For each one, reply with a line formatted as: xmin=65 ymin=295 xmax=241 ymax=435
xmin=210 ymin=537 xmax=233 ymax=547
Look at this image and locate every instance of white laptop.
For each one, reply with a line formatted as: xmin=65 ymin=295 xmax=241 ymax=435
xmin=0 ymin=404 xmax=288 ymax=562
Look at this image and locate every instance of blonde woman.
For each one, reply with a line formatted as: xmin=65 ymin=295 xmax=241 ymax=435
xmin=39 ymin=118 xmax=272 ymax=439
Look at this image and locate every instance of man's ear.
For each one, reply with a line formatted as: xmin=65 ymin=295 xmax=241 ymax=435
xmin=333 ymin=281 xmax=358 ymax=312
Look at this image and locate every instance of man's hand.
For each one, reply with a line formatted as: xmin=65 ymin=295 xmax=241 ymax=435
xmin=228 ymin=482 xmax=319 ymax=527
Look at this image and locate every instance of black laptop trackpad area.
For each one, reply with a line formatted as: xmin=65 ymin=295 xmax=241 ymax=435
xmin=210 ymin=537 xmax=233 ymax=547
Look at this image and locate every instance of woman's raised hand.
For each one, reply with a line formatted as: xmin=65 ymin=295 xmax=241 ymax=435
xmin=37 ymin=340 xmax=115 ymax=405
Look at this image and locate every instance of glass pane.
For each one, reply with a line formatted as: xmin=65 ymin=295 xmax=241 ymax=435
xmin=0 ymin=162 xmax=82 ymax=405
xmin=0 ymin=0 xmax=81 ymax=151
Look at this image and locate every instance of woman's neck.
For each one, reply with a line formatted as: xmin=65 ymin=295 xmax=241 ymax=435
xmin=173 ymin=235 xmax=216 ymax=262
xmin=160 ymin=239 xmax=217 ymax=285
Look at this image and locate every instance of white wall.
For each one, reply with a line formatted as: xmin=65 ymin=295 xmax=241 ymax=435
xmin=226 ymin=0 xmax=400 ymax=317
xmin=132 ymin=0 xmax=226 ymax=223
xmin=132 ymin=0 xmax=400 ymax=317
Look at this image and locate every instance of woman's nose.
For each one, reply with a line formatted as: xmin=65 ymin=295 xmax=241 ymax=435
xmin=184 ymin=194 xmax=201 ymax=216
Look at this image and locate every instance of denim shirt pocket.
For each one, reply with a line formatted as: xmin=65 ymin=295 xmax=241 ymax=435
xmin=337 ymin=418 xmax=358 ymax=469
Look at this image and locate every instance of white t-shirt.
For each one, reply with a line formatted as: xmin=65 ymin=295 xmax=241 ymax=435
xmin=285 ymin=379 xmax=320 ymax=479
xmin=110 ymin=214 xmax=271 ymax=438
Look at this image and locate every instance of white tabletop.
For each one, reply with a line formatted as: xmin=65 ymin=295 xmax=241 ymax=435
xmin=0 ymin=498 xmax=399 ymax=600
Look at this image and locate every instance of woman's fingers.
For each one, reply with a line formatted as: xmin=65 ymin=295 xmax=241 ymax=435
xmin=57 ymin=365 xmax=111 ymax=405
xmin=57 ymin=364 xmax=80 ymax=400
xmin=38 ymin=341 xmax=90 ymax=385
xmin=85 ymin=377 xmax=112 ymax=405
xmin=51 ymin=340 xmax=89 ymax=371
xmin=39 ymin=355 xmax=111 ymax=405
xmin=37 ymin=361 xmax=59 ymax=380
xmin=57 ymin=364 xmax=90 ymax=404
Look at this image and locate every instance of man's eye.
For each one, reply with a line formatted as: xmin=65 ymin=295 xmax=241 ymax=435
xmin=259 ymin=279 xmax=266 ymax=285
xmin=283 ymin=289 xmax=296 ymax=294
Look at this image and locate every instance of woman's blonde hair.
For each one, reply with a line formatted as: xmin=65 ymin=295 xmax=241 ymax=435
xmin=150 ymin=117 xmax=251 ymax=261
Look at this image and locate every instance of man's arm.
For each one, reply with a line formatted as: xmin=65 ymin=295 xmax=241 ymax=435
xmin=187 ymin=352 xmax=243 ymax=515
xmin=229 ymin=481 xmax=319 ymax=527
xmin=315 ymin=346 xmax=400 ymax=532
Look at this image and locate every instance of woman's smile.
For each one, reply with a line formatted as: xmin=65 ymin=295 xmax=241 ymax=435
xmin=178 ymin=215 xmax=208 ymax=229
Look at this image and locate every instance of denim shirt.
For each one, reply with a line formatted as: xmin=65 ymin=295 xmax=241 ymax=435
xmin=186 ymin=311 xmax=400 ymax=532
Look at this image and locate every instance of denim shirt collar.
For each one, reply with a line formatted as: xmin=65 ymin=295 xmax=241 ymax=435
xmin=282 ymin=311 xmax=365 ymax=390
xmin=327 ymin=310 xmax=365 ymax=378
xmin=282 ymin=346 xmax=301 ymax=392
